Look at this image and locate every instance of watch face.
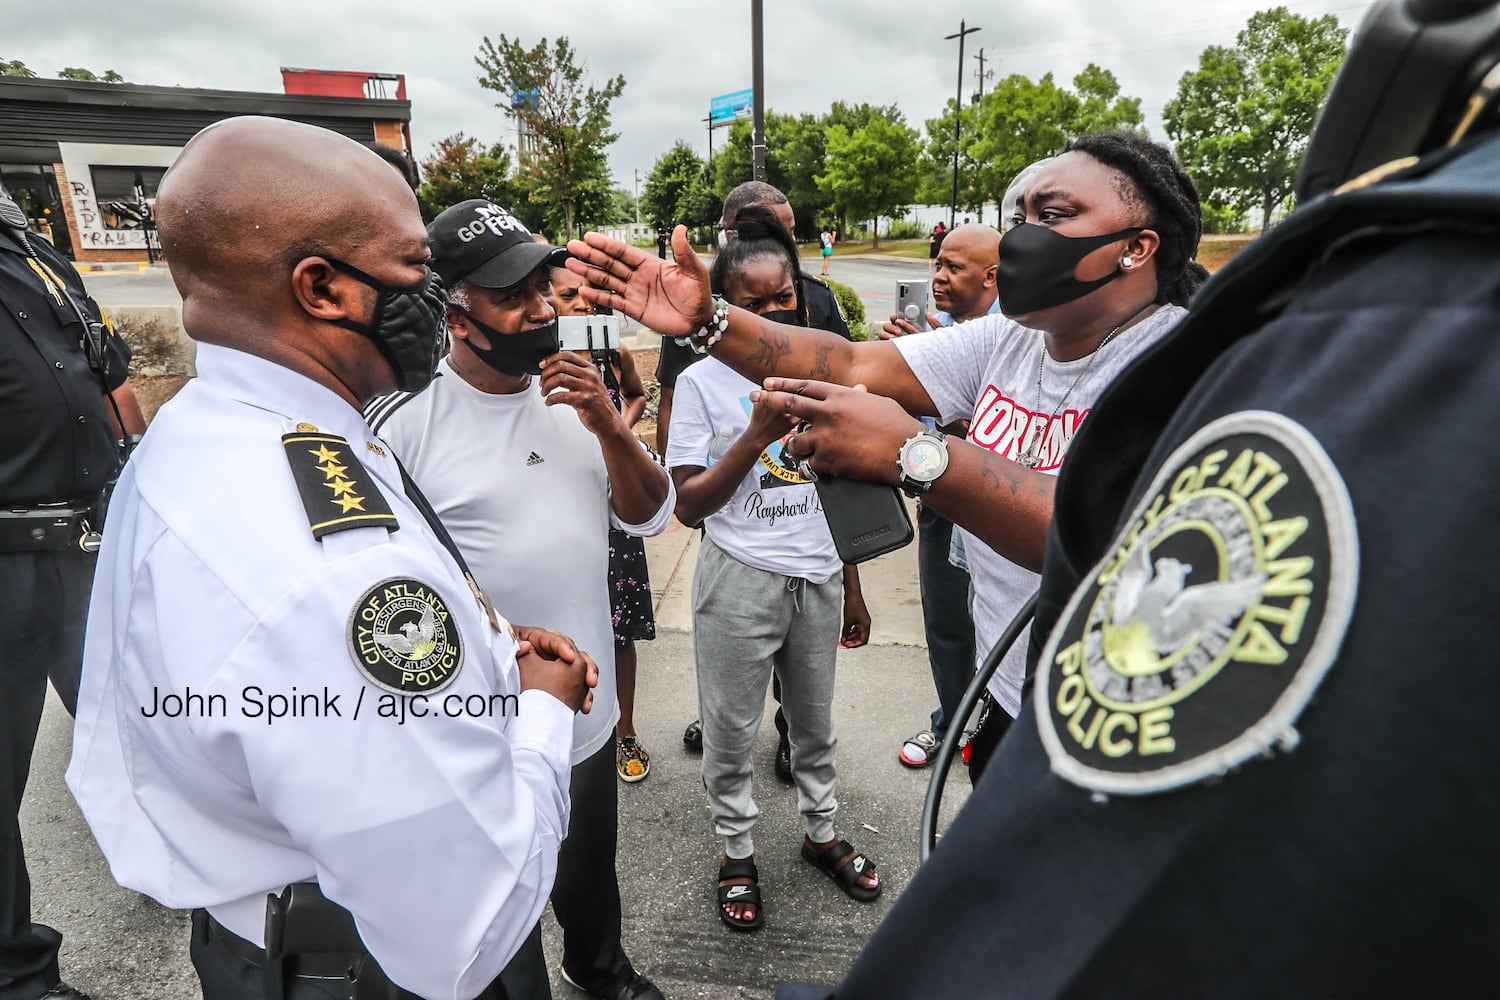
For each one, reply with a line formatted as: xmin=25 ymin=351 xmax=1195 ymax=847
xmin=905 ymin=438 xmax=947 ymax=480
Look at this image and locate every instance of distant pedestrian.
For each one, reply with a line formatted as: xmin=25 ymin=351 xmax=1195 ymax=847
xmin=655 ymin=225 xmax=669 ymax=260
xmin=819 ymin=227 xmax=833 ymax=275
xmin=927 ymin=220 xmax=946 ymax=274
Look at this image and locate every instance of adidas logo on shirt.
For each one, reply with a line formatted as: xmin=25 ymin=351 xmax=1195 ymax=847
xmin=526 ymin=452 xmax=545 ymax=467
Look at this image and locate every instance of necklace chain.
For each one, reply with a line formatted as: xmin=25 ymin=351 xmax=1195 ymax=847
xmin=1017 ymin=307 xmax=1150 ymax=470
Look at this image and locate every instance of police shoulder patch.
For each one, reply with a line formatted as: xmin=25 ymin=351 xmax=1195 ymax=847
xmin=282 ymin=432 xmax=398 ymax=539
xmin=1036 ymin=411 xmax=1358 ymax=796
xmin=347 ymin=577 xmax=463 ymax=694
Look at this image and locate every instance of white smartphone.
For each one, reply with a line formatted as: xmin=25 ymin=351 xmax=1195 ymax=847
xmin=896 ymin=280 xmax=930 ymax=332
xmin=556 ymin=314 xmax=620 ymax=353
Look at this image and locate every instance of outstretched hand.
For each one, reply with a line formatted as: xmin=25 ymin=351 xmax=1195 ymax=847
xmin=565 ymin=226 xmax=712 ymax=337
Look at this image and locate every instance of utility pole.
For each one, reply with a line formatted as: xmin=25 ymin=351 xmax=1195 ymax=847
xmin=633 ymin=169 xmax=642 ymax=224
xmin=972 ymin=47 xmax=993 ymax=105
xmin=751 ymin=0 xmax=767 ymax=181
xmin=944 ymin=19 xmax=980 ymax=230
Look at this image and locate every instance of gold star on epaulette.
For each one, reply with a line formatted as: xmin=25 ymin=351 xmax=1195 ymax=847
xmin=282 ymin=431 xmax=398 ymax=539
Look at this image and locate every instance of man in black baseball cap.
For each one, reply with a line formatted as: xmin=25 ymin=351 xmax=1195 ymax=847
xmin=427 ymin=199 xmax=568 ymax=291
xmin=367 ymin=203 xmax=672 ymax=1000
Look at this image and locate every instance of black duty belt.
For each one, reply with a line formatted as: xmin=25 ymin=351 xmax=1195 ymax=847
xmin=0 ymin=495 xmax=106 ymax=553
xmin=206 ymin=913 xmax=356 ymax=980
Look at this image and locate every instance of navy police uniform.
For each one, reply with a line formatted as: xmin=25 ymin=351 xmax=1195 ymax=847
xmin=778 ymin=122 xmax=1500 ymax=998
xmin=0 ymin=226 xmax=128 ymax=998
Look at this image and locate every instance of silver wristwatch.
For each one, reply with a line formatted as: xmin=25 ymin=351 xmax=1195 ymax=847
xmin=897 ymin=429 xmax=949 ymax=498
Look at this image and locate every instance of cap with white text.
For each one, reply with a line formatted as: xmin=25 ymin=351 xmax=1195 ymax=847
xmin=427 ymin=199 xmax=567 ymax=289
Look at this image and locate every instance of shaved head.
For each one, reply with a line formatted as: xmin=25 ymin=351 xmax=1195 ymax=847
xmin=932 ymin=223 xmax=1000 ymax=321
xmin=156 ymin=116 xmax=431 ymax=404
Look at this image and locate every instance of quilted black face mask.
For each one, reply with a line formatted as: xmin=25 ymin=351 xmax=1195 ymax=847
xmin=325 ymin=257 xmax=448 ymax=392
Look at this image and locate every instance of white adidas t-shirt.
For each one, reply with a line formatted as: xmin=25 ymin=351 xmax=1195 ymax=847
xmin=374 ymin=359 xmax=675 ymax=764
xmin=666 ymin=357 xmax=841 ymax=585
xmin=895 ymin=305 xmax=1185 ymax=716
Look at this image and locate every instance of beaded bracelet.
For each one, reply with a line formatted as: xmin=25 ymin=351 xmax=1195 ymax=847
xmin=673 ymin=296 xmax=731 ymax=355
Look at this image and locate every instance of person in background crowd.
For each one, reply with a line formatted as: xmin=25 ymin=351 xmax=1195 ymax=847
xmin=70 ymin=117 xmax=593 ymax=1000
xmin=660 ymin=181 xmax=852 ymax=780
xmin=0 ymin=181 xmax=143 ymax=1000
xmin=665 ymin=205 xmax=873 ymax=933
xmin=926 ymin=220 xmax=946 ymax=274
xmin=877 ymin=222 xmax=1001 ymax=770
xmin=363 ymin=140 xmax=419 ymax=192
xmin=568 ymin=131 xmax=1208 ymax=782
xmin=549 ymin=263 xmax=659 ymax=784
xmin=370 ymin=199 xmax=670 ymax=1000
xmin=818 ymin=227 xmax=833 ymax=276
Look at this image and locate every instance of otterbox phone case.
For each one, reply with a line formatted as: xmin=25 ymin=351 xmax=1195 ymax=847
xmin=815 ymin=476 xmax=914 ymax=564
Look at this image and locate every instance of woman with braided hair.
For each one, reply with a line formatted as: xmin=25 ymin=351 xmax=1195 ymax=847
xmin=565 ymin=131 xmax=1207 ymax=778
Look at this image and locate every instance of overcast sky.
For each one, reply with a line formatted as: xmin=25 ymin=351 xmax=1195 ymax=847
xmin=1 ymin=0 xmax=1370 ymax=198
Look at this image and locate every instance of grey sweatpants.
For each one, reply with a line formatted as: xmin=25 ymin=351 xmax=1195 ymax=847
xmin=692 ymin=535 xmax=842 ymax=859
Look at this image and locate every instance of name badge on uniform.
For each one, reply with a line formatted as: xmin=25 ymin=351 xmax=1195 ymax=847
xmin=1036 ymin=411 xmax=1359 ymax=796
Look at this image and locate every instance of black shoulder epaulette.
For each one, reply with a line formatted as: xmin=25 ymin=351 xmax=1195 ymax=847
xmin=282 ymin=431 xmax=399 ymax=539
xmin=802 ymin=274 xmax=830 ymax=289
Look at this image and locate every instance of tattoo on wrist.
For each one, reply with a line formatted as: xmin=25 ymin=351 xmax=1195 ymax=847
xmin=810 ymin=340 xmax=833 ymax=381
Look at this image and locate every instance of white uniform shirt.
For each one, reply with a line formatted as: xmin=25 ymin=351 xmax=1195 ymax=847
xmin=666 ymin=357 xmax=841 ymax=585
xmin=67 ymin=344 xmax=576 ymax=1000
xmin=372 ymin=358 xmax=675 ymax=766
xmin=894 ymin=306 xmax=1185 ymax=715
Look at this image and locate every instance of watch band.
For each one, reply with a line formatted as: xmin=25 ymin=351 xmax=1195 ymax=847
xmin=898 ymin=429 xmax=947 ymax=498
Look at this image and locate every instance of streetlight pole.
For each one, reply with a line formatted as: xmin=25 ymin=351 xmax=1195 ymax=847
xmin=944 ymin=19 xmax=980 ymax=230
xmin=751 ymin=0 xmax=767 ymax=181
xmin=633 ymin=169 xmax=642 ymax=224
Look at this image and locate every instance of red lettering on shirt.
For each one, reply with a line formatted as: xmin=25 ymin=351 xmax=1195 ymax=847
xmin=966 ymin=385 xmax=1088 ymax=472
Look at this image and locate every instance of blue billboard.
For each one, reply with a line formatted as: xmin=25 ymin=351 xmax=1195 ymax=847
xmin=709 ymin=89 xmax=754 ymax=128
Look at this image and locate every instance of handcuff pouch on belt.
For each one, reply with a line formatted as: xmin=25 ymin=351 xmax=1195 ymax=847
xmin=264 ymin=883 xmax=417 ymax=1000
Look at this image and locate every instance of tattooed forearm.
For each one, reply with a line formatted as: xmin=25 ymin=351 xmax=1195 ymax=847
xmin=979 ymin=453 xmax=1030 ymax=497
xmin=748 ymin=328 xmax=793 ymax=373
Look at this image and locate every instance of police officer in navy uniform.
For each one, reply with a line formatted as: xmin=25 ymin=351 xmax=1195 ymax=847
xmin=768 ymin=1 xmax=1500 ymax=995
xmin=67 ymin=118 xmax=595 ymax=1000
xmin=0 ymin=184 xmax=141 ymax=1000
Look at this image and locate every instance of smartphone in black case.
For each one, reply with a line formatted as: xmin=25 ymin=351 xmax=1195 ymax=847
xmin=814 ymin=476 xmax=914 ymax=564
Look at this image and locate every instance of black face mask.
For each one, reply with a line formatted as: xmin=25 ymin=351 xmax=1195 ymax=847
xmin=458 ymin=311 xmax=559 ymax=376
xmin=759 ymin=308 xmax=803 ymax=327
xmin=996 ymin=224 xmax=1143 ymax=317
xmin=326 ymin=258 xmax=447 ymax=392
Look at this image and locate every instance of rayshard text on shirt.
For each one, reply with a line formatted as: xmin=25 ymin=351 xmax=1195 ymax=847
xmin=138 ymin=686 xmax=520 ymax=725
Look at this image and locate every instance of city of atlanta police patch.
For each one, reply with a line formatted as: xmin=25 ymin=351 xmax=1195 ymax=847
xmin=1036 ymin=411 xmax=1358 ymax=796
xmin=347 ymin=577 xmax=463 ymax=695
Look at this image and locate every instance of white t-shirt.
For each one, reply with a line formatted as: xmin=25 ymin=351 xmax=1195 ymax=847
xmin=375 ymin=359 xmax=675 ymax=764
xmin=895 ymin=305 xmax=1185 ymax=715
xmin=666 ymin=357 xmax=842 ymax=585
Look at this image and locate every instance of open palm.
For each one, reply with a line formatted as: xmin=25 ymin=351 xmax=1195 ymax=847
xmin=564 ymin=226 xmax=713 ymax=336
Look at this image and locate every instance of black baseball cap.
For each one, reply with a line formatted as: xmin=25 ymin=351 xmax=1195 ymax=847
xmin=427 ymin=199 xmax=568 ymax=289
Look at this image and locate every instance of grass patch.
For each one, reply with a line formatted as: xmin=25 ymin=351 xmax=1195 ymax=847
xmin=798 ymin=239 xmax=930 ymax=260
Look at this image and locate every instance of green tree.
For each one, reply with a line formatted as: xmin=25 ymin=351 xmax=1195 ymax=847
xmin=710 ymin=112 xmax=830 ymax=239
xmin=642 ymin=141 xmax=718 ymax=232
xmin=962 ymin=66 xmax=1143 ymax=215
xmin=817 ymin=115 xmax=920 ymax=249
xmin=916 ymin=99 xmax=987 ymax=219
xmin=58 ymin=67 xmax=125 ymax=83
xmin=475 ymin=35 xmax=625 ymax=240
xmin=416 ymin=133 xmax=521 ymax=223
xmin=1164 ymin=7 xmax=1347 ymax=229
xmin=1 ymin=59 xmax=36 ymax=77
